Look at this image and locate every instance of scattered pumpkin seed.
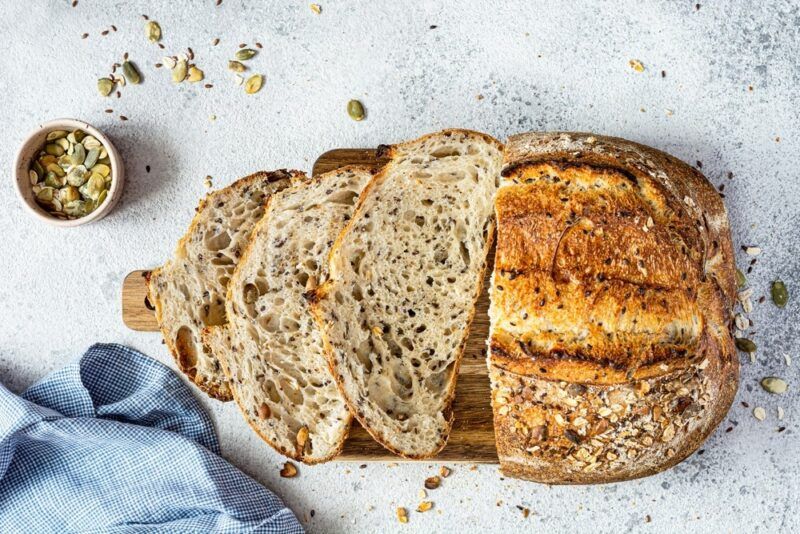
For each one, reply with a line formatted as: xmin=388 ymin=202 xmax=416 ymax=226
xmin=347 ymin=99 xmax=365 ymax=121
xmin=244 ymin=74 xmax=263 ymax=94
xmin=629 ymin=59 xmax=645 ymax=72
xmin=761 ymin=377 xmax=788 ymax=394
xmin=97 ymin=77 xmax=115 ymax=97
xmin=235 ymin=48 xmax=257 ymax=61
xmin=228 ymin=60 xmax=247 ymax=72
xmin=310 ymin=3 xmax=322 ymax=14
xmin=736 ymin=268 xmax=746 ymax=288
xmin=145 ymin=20 xmax=161 ymax=42
xmin=172 ymin=59 xmax=188 ymax=83
xmin=771 ymin=280 xmax=788 ymax=308
xmin=187 ymin=65 xmax=204 ymax=82
xmin=753 ymin=407 xmax=766 ymax=421
xmin=122 ymin=61 xmax=142 ymax=84
xmin=735 ymin=337 xmax=756 ymax=353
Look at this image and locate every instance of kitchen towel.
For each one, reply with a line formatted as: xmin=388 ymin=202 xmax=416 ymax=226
xmin=0 ymin=343 xmax=303 ymax=533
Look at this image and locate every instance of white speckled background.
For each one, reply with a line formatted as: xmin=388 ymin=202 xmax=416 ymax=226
xmin=1 ymin=1 xmax=798 ymax=532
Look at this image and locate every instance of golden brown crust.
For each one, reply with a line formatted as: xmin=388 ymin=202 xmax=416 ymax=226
xmin=489 ymin=132 xmax=738 ymax=483
xmin=147 ymin=170 xmax=302 ymax=401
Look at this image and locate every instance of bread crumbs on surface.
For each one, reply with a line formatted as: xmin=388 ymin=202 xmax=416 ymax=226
xmin=777 ymin=407 xmax=785 ymax=420
xmin=416 ymin=501 xmax=433 ymax=513
xmin=310 ymin=3 xmax=322 ymax=14
xmin=417 ymin=489 xmax=426 ymax=499
xmin=439 ymin=466 xmax=451 ymax=478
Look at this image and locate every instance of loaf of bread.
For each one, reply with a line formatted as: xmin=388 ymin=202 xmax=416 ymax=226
xmin=487 ymin=132 xmax=738 ymax=483
xmin=207 ymin=166 xmax=374 ymax=463
xmin=310 ymin=129 xmax=504 ymax=458
xmin=147 ymin=171 xmax=298 ymax=400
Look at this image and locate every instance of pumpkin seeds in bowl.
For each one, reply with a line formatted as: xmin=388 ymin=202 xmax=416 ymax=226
xmin=28 ymin=129 xmax=114 ymax=220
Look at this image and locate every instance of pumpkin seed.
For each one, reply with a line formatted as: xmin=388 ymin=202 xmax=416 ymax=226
xmin=97 ymin=77 xmax=115 ymax=96
xmin=735 ymin=337 xmax=756 ymax=353
xmin=760 ymin=377 xmax=787 ymax=394
xmin=771 ymin=280 xmax=788 ymax=308
xmin=187 ymin=65 xmax=204 ymax=82
xmin=46 ymin=163 xmax=66 ymax=177
xmin=44 ymin=172 xmax=63 ymax=188
xmin=244 ymin=74 xmax=263 ymax=94
xmin=735 ymin=269 xmax=746 ymax=288
xmin=83 ymin=136 xmax=101 ymax=150
xmin=46 ymin=130 xmax=68 ymax=141
xmin=29 ymin=169 xmax=39 ymax=185
xmin=70 ymin=143 xmax=86 ymax=166
xmin=59 ymin=186 xmax=80 ymax=204
xmin=66 ymin=165 xmax=89 ymax=186
xmin=228 ymin=60 xmax=246 ymax=72
xmin=84 ymin=147 xmax=100 ymax=169
xmin=51 ymin=198 xmax=63 ymax=212
xmin=45 ymin=143 xmax=64 ymax=156
xmin=145 ymin=20 xmax=161 ymax=42
xmin=172 ymin=59 xmax=188 ymax=83
xmin=32 ymin=160 xmax=44 ymax=177
xmin=71 ymin=129 xmax=87 ymax=143
xmin=235 ymin=48 xmax=257 ymax=61
xmin=92 ymin=163 xmax=111 ymax=177
xmin=63 ymin=200 xmax=86 ymax=217
xmin=55 ymin=138 xmax=70 ymax=152
xmin=36 ymin=187 xmax=54 ymax=202
xmin=347 ymin=99 xmax=365 ymax=121
xmin=96 ymin=189 xmax=108 ymax=206
xmin=122 ymin=61 xmax=142 ymax=84
xmin=753 ymin=407 xmax=766 ymax=421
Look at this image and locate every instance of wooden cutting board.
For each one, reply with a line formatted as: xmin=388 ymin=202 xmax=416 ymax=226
xmin=122 ymin=148 xmax=497 ymax=462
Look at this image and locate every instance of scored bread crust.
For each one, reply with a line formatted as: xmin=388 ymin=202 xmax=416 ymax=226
xmin=489 ymin=132 xmax=738 ymax=483
xmin=147 ymin=170 xmax=300 ymax=400
xmin=212 ymin=166 xmax=376 ymax=463
xmin=311 ymin=129 xmax=504 ymax=458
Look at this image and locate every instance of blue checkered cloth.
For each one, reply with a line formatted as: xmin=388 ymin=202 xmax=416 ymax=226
xmin=0 ymin=343 xmax=303 ymax=533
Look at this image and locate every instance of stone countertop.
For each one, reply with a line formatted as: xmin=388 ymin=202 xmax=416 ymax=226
xmin=1 ymin=1 xmax=797 ymax=532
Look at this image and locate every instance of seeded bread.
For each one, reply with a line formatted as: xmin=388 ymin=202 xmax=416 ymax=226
xmin=310 ymin=130 xmax=504 ymax=458
xmin=147 ymin=170 xmax=299 ymax=400
xmin=207 ymin=166 xmax=375 ymax=463
xmin=488 ymin=132 xmax=738 ymax=483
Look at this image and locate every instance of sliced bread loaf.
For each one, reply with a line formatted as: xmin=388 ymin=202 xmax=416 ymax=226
xmin=310 ymin=130 xmax=504 ymax=458
xmin=208 ymin=166 xmax=375 ymax=462
xmin=147 ymin=170 xmax=300 ymax=400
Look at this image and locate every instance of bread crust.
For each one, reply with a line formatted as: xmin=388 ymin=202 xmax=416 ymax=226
xmin=311 ymin=129 xmax=504 ymax=459
xmin=147 ymin=170 xmax=301 ymax=401
xmin=489 ymin=132 xmax=738 ymax=483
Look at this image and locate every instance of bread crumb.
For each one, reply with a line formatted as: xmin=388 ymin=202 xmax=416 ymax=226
xmin=629 ymin=59 xmax=645 ymax=72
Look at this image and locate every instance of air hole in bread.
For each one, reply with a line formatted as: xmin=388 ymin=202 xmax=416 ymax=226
xmin=459 ymin=241 xmax=471 ymax=267
xmin=414 ymin=215 xmax=425 ymax=227
xmin=352 ymin=284 xmax=363 ymax=301
xmin=430 ymin=146 xmax=461 ymax=158
xmin=205 ymin=231 xmax=232 ymax=251
xmin=400 ymin=337 xmax=414 ymax=351
xmin=390 ymin=365 xmax=414 ymax=400
xmin=263 ymin=380 xmax=281 ymax=404
xmin=328 ymin=189 xmax=359 ymax=205
xmin=355 ymin=339 xmax=374 ymax=373
xmin=421 ymin=199 xmax=434 ymax=207
xmin=202 ymin=298 xmax=226 ymax=326
xmin=281 ymin=317 xmax=301 ymax=332
xmin=296 ymin=271 xmax=309 ymax=287
xmin=258 ymin=314 xmax=280 ymax=333
xmin=279 ymin=377 xmax=304 ymax=405
xmin=211 ymin=254 xmax=234 ymax=266
xmin=243 ymin=284 xmax=258 ymax=303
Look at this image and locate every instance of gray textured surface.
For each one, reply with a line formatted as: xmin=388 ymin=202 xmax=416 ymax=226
xmin=1 ymin=1 xmax=798 ymax=532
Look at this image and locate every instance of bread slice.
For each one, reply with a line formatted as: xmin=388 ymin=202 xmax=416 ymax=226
xmin=310 ymin=129 xmax=504 ymax=458
xmin=147 ymin=170 xmax=300 ymax=400
xmin=207 ymin=166 xmax=375 ymax=463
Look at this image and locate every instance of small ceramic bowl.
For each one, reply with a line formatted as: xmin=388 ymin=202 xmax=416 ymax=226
xmin=14 ymin=118 xmax=125 ymax=227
